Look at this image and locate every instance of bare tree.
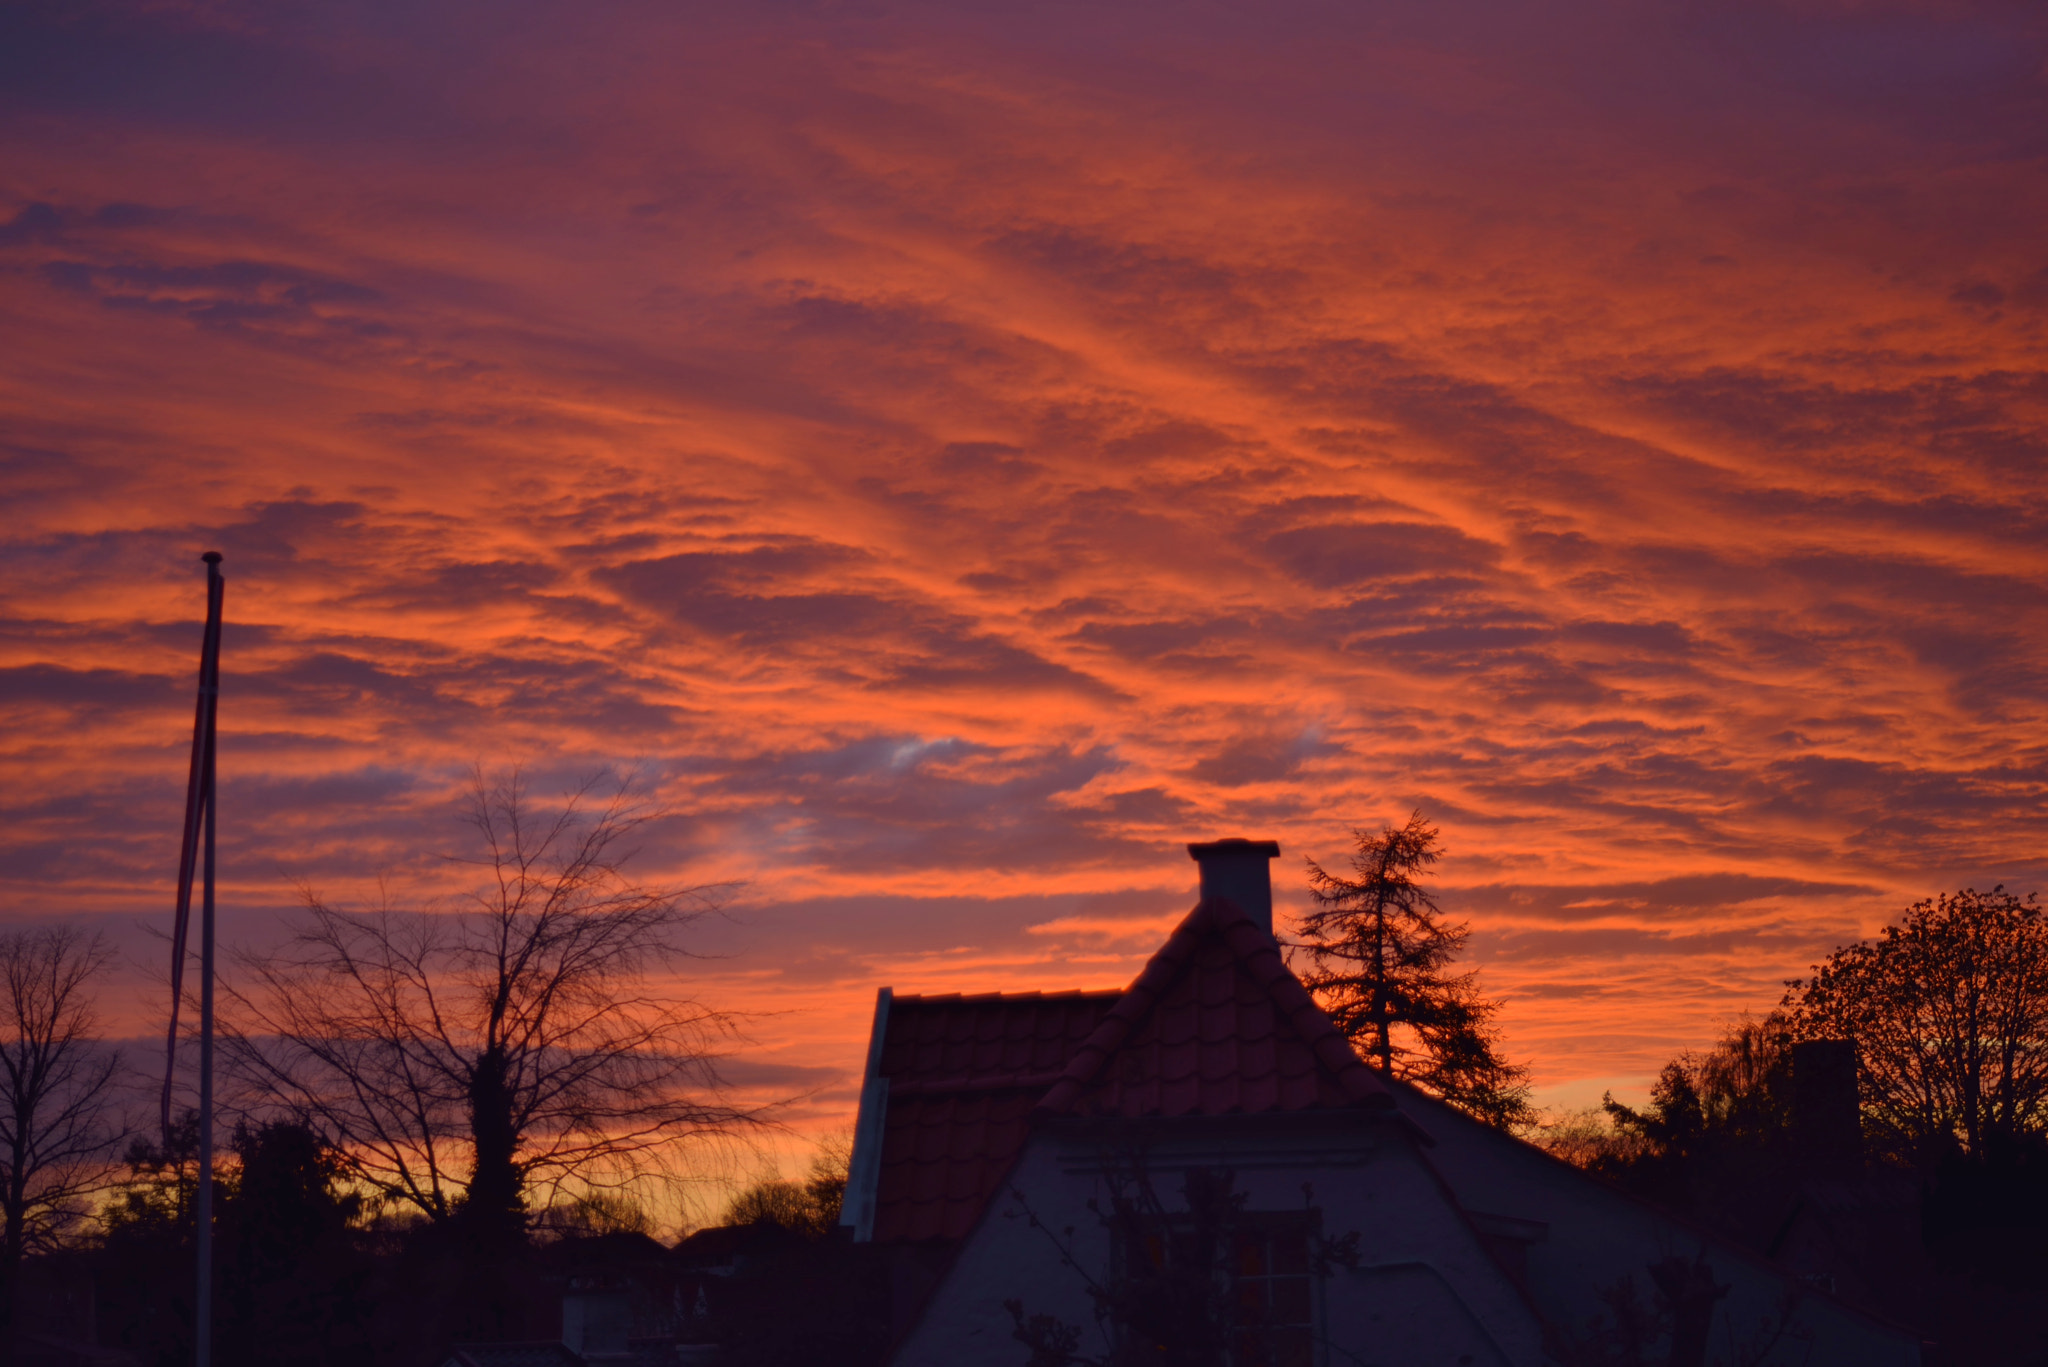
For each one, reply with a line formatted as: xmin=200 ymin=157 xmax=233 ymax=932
xmin=0 ymin=926 xmax=124 ymax=1333
xmin=225 ymin=770 xmax=760 ymax=1247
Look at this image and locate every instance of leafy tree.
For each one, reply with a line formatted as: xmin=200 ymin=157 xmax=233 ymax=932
xmin=0 ymin=926 xmax=123 ymax=1341
xmin=226 ymin=770 xmax=760 ymax=1254
xmin=1781 ymin=886 xmax=2048 ymax=1163
xmin=1528 ymin=1106 xmax=1651 ymax=1173
xmin=1292 ymin=812 xmax=1532 ymax=1128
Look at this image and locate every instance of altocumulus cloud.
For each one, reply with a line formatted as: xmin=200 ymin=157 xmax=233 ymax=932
xmin=1 ymin=0 xmax=2045 ymax=1113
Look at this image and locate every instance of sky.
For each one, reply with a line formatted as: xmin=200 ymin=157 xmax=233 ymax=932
xmin=4 ymin=0 xmax=2047 ymax=1168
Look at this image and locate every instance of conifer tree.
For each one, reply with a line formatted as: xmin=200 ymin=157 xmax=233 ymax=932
xmin=1294 ymin=812 xmax=1532 ymax=1129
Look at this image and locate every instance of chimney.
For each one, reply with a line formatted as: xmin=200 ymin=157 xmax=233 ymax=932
xmin=1188 ymin=838 xmax=1281 ymax=933
xmin=1791 ymin=1038 xmax=1860 ymax=1172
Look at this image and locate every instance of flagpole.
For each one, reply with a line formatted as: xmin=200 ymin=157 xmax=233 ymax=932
xmin=195 ymin=551 xmax=222 ymax=1367
xmin=162 ymin=551 xmax=223 ymax=1367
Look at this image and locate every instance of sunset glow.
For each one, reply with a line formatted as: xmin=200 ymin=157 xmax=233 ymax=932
xmin=5 ymin=0 xmax=2046 ymax=1149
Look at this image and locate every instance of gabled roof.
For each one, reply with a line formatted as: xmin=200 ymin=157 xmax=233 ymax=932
xmin=866 ymin=897 xmax=1394 ymax=1244
xmin=871 ymin=989 xmax=1121 ymax=1243
xmin=1037 ymin=896 xmax=1394 ymax=1118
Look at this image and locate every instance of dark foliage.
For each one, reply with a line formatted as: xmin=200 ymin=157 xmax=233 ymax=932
xmin=94 ymin=1119 xmax=376 ymax=1367
xmin=1782 ymin=886 xmax=2048 ymax=1164
xmin=93 ymin=1118 xmax=202 ymax=1364
xmin=1593 ymin=1016 xmax=1802 ymax=1246
xmin=217 ymin=1122 xmax=374 ymax=1367
xmin=1922 ymin=1135 xmax=2048 ymax=1289
xmin=1292 ymin=812 xmax=1532 ymax=1128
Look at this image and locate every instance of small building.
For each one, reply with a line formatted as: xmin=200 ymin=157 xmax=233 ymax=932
xmin=840 ymin=838 xmax=1924 ymax=1365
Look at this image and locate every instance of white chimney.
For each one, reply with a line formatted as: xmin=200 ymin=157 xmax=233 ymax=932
xmin=1187 ymin=838 xmax=1281 ymax=932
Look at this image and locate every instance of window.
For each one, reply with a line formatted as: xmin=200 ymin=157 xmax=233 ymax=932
xmin=1231 ymin=1219 xmax=1315 ymax=1367
xmin=1121 ymin=1211 xmax=1319 ymax=1367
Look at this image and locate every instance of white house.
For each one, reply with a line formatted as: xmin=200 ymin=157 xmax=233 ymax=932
xmin=840 ymin=838 xmax=1924 ymax=1366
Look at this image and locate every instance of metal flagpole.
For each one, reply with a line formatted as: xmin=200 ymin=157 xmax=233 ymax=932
xmin=164 ymin=551 xmax=224 ymax=1367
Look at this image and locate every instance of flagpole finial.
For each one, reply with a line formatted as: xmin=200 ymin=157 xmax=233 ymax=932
xmin=202 ymin=551 xmax=222 ymax=565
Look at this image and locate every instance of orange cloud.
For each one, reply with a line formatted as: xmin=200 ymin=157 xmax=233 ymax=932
xmin=2 ymin=0 xmax=2045 ymax=1123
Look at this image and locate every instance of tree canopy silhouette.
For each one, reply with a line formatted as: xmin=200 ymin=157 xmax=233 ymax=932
xmin=718 ymin=1136 xmax=849 ymax=1238
xmin=1601 ymin=1015 xmax=1793 ymax=1172
xmin=1557 ymin=1016 xmax=1805 ymax=1248
xmin=0 ymin=926 xmax=123 ymax=1342
xmin=1293 ymin=812 xmax=1531 ymax=1129
xmin=226 ymin=769 xmax=762 ymax=1248
xmin=1782 ymin=885 xmax=2048 ymax=1163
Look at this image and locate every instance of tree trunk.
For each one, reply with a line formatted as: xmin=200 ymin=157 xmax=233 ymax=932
xmin=1370 ymin=906 xmax=1393 ymax=1073
xmin=0 ymin=1172 xmax=23 ymax=1345
xmin=457 ymin=1045 xmax=528 ymax=1339
xmin=463 ymin=1044 xmax=524 ymax=1247
xmin=1961 ymin=990 xmax=1982 ymax=1156
xmin=1 ymin=1113 xmax=27 ymax=1322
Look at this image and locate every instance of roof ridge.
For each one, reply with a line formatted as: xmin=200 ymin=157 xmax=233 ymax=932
xmin=1034 ymin=896 xmax=1393 ymax=1116
xmin=891 ymin=988 xmax=1124 ymax=1006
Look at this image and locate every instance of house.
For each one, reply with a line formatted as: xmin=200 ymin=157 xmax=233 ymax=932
xmin=840 ymin=837 xmax=1925 ymax=1365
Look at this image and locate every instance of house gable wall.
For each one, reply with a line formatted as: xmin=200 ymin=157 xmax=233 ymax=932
xmin=891 ymin=1111 xmax=1545 ymax=1367
xmin=1388 ymin=1082 xmax=1923 ymax=1365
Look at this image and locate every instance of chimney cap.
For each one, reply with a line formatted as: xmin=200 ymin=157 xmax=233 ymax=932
xmin=1188 ymin=838 xmax=1280 ymax=860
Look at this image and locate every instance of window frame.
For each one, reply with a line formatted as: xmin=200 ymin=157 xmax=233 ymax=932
xmin=1113 ymin=1206 xmax=1326 ymax=1367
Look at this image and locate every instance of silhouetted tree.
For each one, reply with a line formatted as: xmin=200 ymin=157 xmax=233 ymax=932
xmin=1591 ymin=1016 xmax=1799 ymax=1243
xmin=1781 ymin=885 xmax=2048 ymax=1163
xmin=1602 ymin=1016 xmax=1792 ymax=1165
xmin=217 ymin=1121 xmax=371 ymax=1367
xmin=718 ymin=1135 xmax=848 ymax=1238
xmin=225 ymin=771 xmax=760 ymax=1281
xmin=0 ymin=926 xmax=123 ymax=1341
xmin=96 ymin=1115 xmax=203 ymax=1363
xmin=95 ymin=1118 xmax=375 ymax=1366
xmin=1292 ymin=812 xmax=1532 ymax=1128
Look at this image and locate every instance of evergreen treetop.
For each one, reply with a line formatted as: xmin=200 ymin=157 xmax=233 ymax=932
xmin=1294 ymin=811 xmax=1531 ymax=1129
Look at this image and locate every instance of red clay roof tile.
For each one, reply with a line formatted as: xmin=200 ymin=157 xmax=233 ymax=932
xmin=1035 ymin=897 xmax=1393 ymax=1119
xmin=866 ymin=898 xmax=1391 ymax=1245
xmin=870 ymin=991 xmax=1119 ymax=1244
